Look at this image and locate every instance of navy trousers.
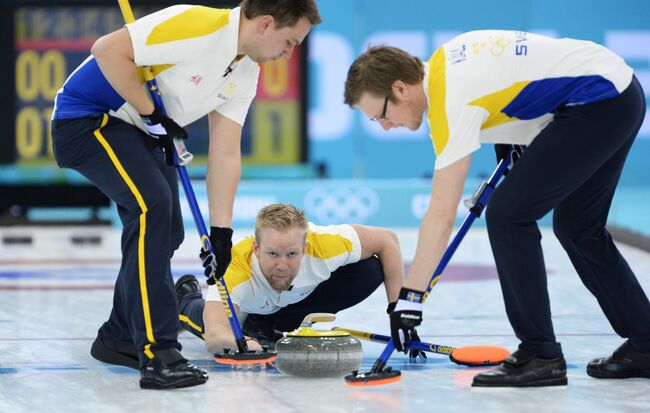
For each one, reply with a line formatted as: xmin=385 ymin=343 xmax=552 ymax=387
xmin=179 ymin=256 xmax=385 ymax=338
xmin=52 ymin=114 xmax=184 ymax=367
xmin=486 ymin=76 xmax=650 ymax=357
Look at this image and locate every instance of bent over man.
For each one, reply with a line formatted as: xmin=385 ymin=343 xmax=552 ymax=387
xmin=52 ymin=1 xmax=321 ymax=389
xmin=344 ymin=30 xmax=650 ymax=387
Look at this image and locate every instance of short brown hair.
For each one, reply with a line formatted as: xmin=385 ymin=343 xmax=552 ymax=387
xmin=240 ymin=0 xmax=322 ymax=28
xmin=255 ymin=203 xmax=308 ymax=242
xmin=344 ymin=45 xmax=424 ymax=107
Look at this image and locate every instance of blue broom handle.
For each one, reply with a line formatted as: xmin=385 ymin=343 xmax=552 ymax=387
xmin=372 ymin=154 xmax=512 ymax=371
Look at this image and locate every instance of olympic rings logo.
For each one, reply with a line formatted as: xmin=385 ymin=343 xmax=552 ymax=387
xmin=304 ymin=187 xmax=380 ymax=223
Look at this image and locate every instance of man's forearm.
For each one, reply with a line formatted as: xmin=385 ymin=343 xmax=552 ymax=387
xmin=384 ymin=271 xmax=403 ymax=304
xmin=378 ymin=239 xmax=405 ymax=303
xmin=205 ymin=332 xmax=238 ymax=354
xmin=404 ymin=208 xmax=454 ymax=292
xmin=207 ymin=151 xmax=240 ymax=227
xmin=405 ymin=156 xmax=471 ymax=293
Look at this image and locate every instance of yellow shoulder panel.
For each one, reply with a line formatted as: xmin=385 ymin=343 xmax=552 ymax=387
xmin=150 ymin=64 xmax=174 ymax=77
xmin=467 ymin=81 xmax=530 ymax=130
xmin=305 ymin=232 xmax=353 ymax=260
xmin=134 ymin=64 xmax=175 ymax=85
xmin=223 ymin=237 xmax=255 ymax=289
xmin=427 ymin=47 xmax=448 ymax=156
xmin=146 ymin=6 xmax=230 ymax=46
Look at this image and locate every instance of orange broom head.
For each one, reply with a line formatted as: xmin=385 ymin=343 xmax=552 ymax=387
xmin=344 ymin=369 xmax=402 ymax=387
xmin=449 ymin=345 xmax=510 ymax=366
xmin=345 ymin=374 xmax=402 ymax=387
xmin=214 ymin=353 xmax=277 ymax=365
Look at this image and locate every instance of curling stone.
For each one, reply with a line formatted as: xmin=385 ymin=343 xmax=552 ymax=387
xmin=275 ymin=313 xmax=362 ymax=378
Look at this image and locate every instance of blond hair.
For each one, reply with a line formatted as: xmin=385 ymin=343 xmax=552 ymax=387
xmin=240 ymin=0 xmax=322 ymax=28
xmin=344 ymin=45 xmax=424 ymax=106
xmin=255 ymin=203 xmax=308 ymax=242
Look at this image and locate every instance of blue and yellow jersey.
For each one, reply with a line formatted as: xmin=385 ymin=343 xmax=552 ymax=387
xmin=426 ymin=30 xmax=633 ymax=169
xmin=205 ymin=223 xmax=362 ymax=315
xmin=53 ymin=6 xmax=259 ymax=130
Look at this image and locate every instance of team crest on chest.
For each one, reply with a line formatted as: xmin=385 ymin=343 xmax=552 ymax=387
xmin=224 ymin=82 xmax=237 ymax=96
xmin=218 ymin=82 xmax=238 ymax=101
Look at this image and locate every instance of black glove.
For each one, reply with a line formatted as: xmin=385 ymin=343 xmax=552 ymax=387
xmin=199 ymin=226 xmax=233 ymax=285
xmin=387 ymin=301 xmax=426 ymax=359
xmin=140 ymin=106 xmax=188 ymax=165
xmin=407 ymin=329 xmax=427 ymax=360
xmin=389 ymin=287 xmax=424 ymax=353
xmin=386 ymin=301 xmax=396 ymax=315
xmin=494 ymin=144 xmax=524 ymax=168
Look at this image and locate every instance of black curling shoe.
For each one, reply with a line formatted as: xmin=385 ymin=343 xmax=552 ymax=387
xmin=472 ymin=348 xmax=567 ymax=387
xmin=587 ymin=340 xmax=650 ymax=379
xmin=175 ymin=274 xmax=202 ymax=333
xmin=140 ymin=348 xmax=208 ymax=390
xmin=175 ymin=274 xmax=202 ymax=305
xmin=90 ymin=336 xmax=139 ymax=370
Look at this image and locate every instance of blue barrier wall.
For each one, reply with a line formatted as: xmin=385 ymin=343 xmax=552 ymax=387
xmin=175 ymin=178 xmax=548 ymax=229
xmin=308 ymin=0 xmax=650 ymax=183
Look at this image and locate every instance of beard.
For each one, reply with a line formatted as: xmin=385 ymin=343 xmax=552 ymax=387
xmin=265 ymin=272 xmax=294 ymax=292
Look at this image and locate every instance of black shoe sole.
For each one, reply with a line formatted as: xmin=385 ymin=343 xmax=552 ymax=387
xmin=472 ymin=376 xmax=568 ymax=387
xmin=90 ymin=337 xmax=139 ymax=370
xmin=175 ymin=274 xmax=201 ymax=299
xmin=175 ymin=274 xmax=198 ymax=288
xmin=140 ymin=375 xmax=208 ymax=390
xmin=587 ymin=368 xmax=650 ymax=379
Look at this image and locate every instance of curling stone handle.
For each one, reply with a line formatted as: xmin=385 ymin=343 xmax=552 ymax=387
xmin=302 ymin=313 xmax=336 ymax=326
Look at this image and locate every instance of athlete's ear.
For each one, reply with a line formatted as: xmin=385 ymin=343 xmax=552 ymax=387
xmin=391 ymin=80 xmax=409 ymax=99
xmin=259 ymin=15 xmax=275 ymax=32
xmin=253 ymin=239 xmax=260 ymax=256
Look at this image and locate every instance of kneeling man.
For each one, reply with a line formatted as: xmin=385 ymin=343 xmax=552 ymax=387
xmin=176 ymin=203 xmax=404 ymax=352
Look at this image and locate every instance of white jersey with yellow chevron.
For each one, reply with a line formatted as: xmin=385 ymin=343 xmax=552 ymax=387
xmin=205 ymin=223 xmax=362 ymax=316
xmin=53 ymin=6 xmax=259 ymax=130
xmin=425 ymin=30 xmax=633 ymax=169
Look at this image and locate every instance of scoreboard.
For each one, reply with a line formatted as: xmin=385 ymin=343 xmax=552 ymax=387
xmin=3 ymin=0 xmax=308 ymax=185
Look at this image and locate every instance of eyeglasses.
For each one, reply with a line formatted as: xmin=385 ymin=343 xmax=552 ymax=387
xmin=370 ymin=96 xmax=389 ymax=122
